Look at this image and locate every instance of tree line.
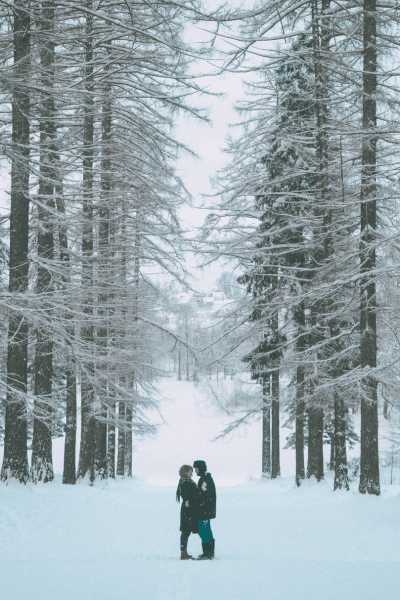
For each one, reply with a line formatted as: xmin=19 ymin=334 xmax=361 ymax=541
xmin=1 ymin=0 xmax=399 ymax=497
xmin=0 ymin=0 xmax=208 ymax=484
xmin=202 ymin=0 xmax=400 ymax=495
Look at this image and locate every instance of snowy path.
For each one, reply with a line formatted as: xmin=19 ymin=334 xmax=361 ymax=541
xmin=128 ymin=378 xmax=268 ymax=486
xmin=0 ymin=378 xmax=399 ymax=599
xmin=0 ymin=477 xmax=399 ymax=600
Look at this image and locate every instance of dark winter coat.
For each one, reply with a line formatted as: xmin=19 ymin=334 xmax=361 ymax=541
xmin=177 ymin=479 xmax=200 ymax=533
xmin=197 ymin=473 xmax=216 ymax=520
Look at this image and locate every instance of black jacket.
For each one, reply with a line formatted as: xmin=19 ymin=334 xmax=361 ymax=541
xmin=177 ymin=479 xmax=200 ymax=533
xmin=197 ymin=473 xmax=216 ymax=520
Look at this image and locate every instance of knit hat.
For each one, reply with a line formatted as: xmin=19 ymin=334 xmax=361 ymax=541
xmin=193 ymin=460 xmax=207 ymax=475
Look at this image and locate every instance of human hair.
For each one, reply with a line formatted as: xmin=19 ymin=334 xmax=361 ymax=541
xmin=179 ymin=464 xmax=193 ymax=479
xmin=176 ymin=465 xmax=193 ymax=502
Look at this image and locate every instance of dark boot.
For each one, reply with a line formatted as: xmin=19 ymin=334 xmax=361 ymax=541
xmin=180 ymin=550 xmax=194 ymax=560
xmin=197 ymin=542 xmax=213 ymax=560
xmin=196 ymin=543 xmax=208 ymax=560
xmin=210 ymin=539 xmax=215 ymax=558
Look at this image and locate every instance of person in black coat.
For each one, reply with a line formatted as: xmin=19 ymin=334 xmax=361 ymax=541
xmin=193 ymin=460 xmax=216 ymax=560
xmin=176 ymin=465 xmax=199 ymax=560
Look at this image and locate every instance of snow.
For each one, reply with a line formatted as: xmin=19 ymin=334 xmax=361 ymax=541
xmin=0 ymin=379 xmax=400 ymax=600
xmin=0 ymin=476 xmax=399 ymax=600
xmin=128 ymin=379 xmax=268 ymax=486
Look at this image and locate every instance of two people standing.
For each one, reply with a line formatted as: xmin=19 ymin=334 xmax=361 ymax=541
xmin=176 ymin=460 xmax=216 ymax=560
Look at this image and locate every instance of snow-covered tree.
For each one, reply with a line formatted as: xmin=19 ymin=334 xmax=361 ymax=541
xmin=203 ymin=0 xmax=400 ymax=493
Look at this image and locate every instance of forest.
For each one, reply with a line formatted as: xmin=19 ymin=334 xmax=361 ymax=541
xmin=1 ymin=0 xmax=400 ymax=505
xmin=2 ymin=1 xmax=400 ymax=598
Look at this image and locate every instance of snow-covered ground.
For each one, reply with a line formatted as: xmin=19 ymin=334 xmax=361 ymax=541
xmin=0 ymin=378 xmax=399 ymax=599
xmin=112 ymin=377 xmax=362 ymax=486
xmin=0 ymin=476 xmax=400 ymax=600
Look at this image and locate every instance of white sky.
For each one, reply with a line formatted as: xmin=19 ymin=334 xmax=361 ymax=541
xmin=175 ymin=9 xmax=251 ymax=292
xmin=175 ymin=71 xmax=245 ymax=292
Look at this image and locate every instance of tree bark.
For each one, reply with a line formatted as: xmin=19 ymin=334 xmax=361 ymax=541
xmin=359 ymin=0 xmax=380 ymax=496
xmin=31 ymin=0 xmax=56 ymax=484
xmin=261 ymin=376 xmax=271 ymax=477
xmin=117 ymin=401 xmax=126 ymax=476
xmin=334 ymin=393 xmax=349 ymax=490
xmin=31 ymin=329 xmax=54 ymax=483
xmin=55 ymin=169 xmax=77 ymax=485
xmin=107 ymin=399 xmax=116 ymax=478
xmin=271 ymin=369 xmax=280 ymax=479
xmin=305 ymin=0 xmax=331 ymax=485
xmin=63 ymin=371 xmax=77 ymax=484
xmin=77 ymin=4 xmax=95 ymax=482
xmin=125 ymin=403 xmax=133 ymax=477
xmin=295 ymin=372 xmax=305 ymax=487
xmin=295 ymin=302 xmax=306 ymax=487
xmin=1 ymin=0 xmax=31 ymax=483
xmin=307 ymin=404 xmax=324 ymax=481
xmin=329 ymin=433 xmax=335 ymax=471
xmin=93 ymin=61 xmax=112 ymax=481
xmin=94 ymin=414 xmax=107 ymax=479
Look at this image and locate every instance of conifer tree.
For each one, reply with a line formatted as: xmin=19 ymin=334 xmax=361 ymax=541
xmin=238 ymin=35 xmax=316 ymax=483
xmin=77 ymin=3 xmax=96 ymax=482
xmin=1 ymin=0 xmax=31 ymax=483
xmin=30 ymin=0 xmax=56 ymax=484
xmin=358 ymin=0 xmax=379 ymax=495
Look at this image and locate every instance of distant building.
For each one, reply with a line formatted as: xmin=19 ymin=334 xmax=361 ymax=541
xmin=210 ymin=290 xmax=228 ymax=302
xmin=175 ymin=292 xmax=198 ymax=311
xmin=196 ymin=290 xmax=231 ymax=313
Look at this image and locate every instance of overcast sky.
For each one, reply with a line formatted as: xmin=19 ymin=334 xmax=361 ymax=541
xmin=174 ymin=9 xmax=250 ymax=293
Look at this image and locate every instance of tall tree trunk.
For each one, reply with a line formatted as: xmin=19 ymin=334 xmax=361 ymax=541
xmin=77 ymin=4 xmax=95 ymax=481
xmin=107 ymin=399 xmax=116 ymax=478
xmin=93 ymin=62 xmax=112 ymax=481
xmin=117 ymin=401 xmax=126 ymax=476
xmin=63 ymin=372 xmax=77 ymax=484
xmin=307 ymin=404 xmax=324 ymax=481
xmin=261 ymin=375 xmax=271 ymax=477
xmin=106 ymin=218 xmax=117 ymax=479
xmin=306 ymin=0 xmax=332 ymax=485
xmin=1 ymin=0 xmax=31 ymax=483
xmin=31 ymin=0 xmax=55 ymax=484
xmin=94 ymin=413 xmax=107 ymax=479
xmin=56 ymin=169 xmax=77 ymax=485
xmin=334 ymin=392 xmax=349 ymax=490
xmin=125 ymin=403 xmax=133 ymax=477
xmin=329 ymin=433 xmax=335 ymax=471
xmin=186 ymin=317 xmax=190 ymax=380
xmin=295 ymin=365 xmax=305 ymax=487
xmin=359 ymin=0 xmax=380 ymax=496
xmin=271 ymin=372 xmax=280 ymax=479
xmin=270 ymin=286 xmax=280 ymax=479
xmin=329 ymin=318 xmax=349 ymax=489
xmin=295 ymin=306 xmax=306 ymax=486
xmin=123 ymin=232 xmax=139 ymax=478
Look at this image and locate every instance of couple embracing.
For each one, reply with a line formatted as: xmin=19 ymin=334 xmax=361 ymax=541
xmin=176 ymin=460 xmax=216 ymax=561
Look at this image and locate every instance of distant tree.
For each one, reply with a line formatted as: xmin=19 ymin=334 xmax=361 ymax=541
xmin=285 ymin=400 xmax=359 ymax=480
xmin=238 ymin=35 xmax=317 ymax=482
xmin=0 ymin=0 xmax=215 ymax=485
xmin=217 ymin=272 xmax=242 ymax=299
